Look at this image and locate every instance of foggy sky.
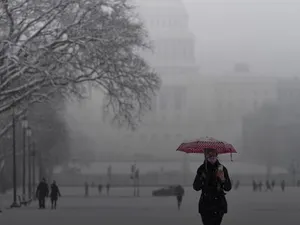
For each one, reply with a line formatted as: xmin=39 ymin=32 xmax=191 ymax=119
xmin=64 ymin=0 xmax=300 ymax=159
xmin=183 ymin=0 xmax=300 ymax=75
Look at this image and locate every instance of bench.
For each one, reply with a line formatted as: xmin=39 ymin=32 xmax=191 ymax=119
xmin=18 ymin=195 xmax=32 ymax=206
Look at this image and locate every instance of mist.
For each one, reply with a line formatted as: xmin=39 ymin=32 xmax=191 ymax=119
xmin=2 ymin=0 xmax=300 ymax=224
xmin=183 ymin=0 xmax=300 ymax=75
xmin=63 ymin=0 xmax=299 ymax=163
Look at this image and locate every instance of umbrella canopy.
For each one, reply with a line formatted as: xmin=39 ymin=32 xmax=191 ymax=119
xmin=176 ymin=137 xmax=237 ymax=154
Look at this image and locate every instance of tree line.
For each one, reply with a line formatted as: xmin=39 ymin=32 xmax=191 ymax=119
xmin=0 ymin=0 xmax=160 ymax=191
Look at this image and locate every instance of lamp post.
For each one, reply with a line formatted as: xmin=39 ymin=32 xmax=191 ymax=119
xmin=10 ymin=101 xmax=18 ymax=208
xmin=135 ymin=168 xmax=140 ymax=197
xmin=26 ymin=128 xmax=32 ymax=199
xmin=21 ymin=118 xmax=28 ymax=200
xmin=32 ymin=141 xmax=36 ymax=200
xmin=130 ymin=162 xmax=136 ymax=196
xmin=107 ymin=165 xmax=112 ymax=183
xmin=290 ymin=161 xmax=298 ymax=186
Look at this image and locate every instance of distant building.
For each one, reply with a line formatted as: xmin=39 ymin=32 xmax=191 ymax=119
xmin=136 ymin=0 xmax=198 ymax=116
xmin=121 ymin=0 xmax=199 ymax=155
xmin=65 ymin=0 xmax=299 ymax=160
xmin=136 ymin=0 xmax=198 ymax=74
xmin=241 ymin=76 xmax=300 ymax=165
xmin=208 ymin=75 xmax=279 ymax=143
xmin=116 ymin=74 xmax=281 ymax=157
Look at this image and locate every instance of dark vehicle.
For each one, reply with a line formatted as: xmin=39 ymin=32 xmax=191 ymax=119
xmin=152 ymin=185 xmax=178 ymax=197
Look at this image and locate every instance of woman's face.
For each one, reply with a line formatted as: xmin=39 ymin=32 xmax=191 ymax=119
xmin=206 ymin=149 xmax=218 ymax=164
xmin=206 ymin=150 xmax=217 ymax=158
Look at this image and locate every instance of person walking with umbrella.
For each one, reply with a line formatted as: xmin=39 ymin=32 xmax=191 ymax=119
xmin=177 ymin=137 xmax=235 ymax=225
xmin=193 ymin=148 xmax=232 ymax=225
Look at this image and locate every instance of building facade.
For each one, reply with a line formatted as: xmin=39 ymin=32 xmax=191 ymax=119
xmin=241 ymin=76 xmax=300 ymax=168
xmin=208 ymin=75 xmax=279 ymax=144
xmin=66 ymin=0 xmax=293 ymax=161
xmin=120 ymin=0 xmax=200 ymax=157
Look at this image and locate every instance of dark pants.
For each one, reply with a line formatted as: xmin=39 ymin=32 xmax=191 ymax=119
xmin=38 ymin=197 xmax=46 ymax=209
xmin=201 ymin=212 xmax=224 ymax=225
xmin=51 ymin=198 xmax=57 ymax=209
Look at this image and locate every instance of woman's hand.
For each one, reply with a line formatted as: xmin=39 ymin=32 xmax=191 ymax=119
xmin=216 ymin=171 xmax=225 ymax=182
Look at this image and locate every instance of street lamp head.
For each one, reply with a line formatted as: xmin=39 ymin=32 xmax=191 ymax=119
xmin=21 ymin=118 xmax=28 ymax=128
xmin=26 ymin=128 xmax=32 ymax=137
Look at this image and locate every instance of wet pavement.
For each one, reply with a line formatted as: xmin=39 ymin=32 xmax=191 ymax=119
xmin=1 ymin=187 xmax=299 ymax=225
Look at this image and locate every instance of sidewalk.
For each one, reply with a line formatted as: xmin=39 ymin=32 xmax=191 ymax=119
xmin=1 ymin=193 xmax=13 ymax=209
xmin=0 ymin=192 xmax=155 ymax=211
xmin=0 ymin=190 xmax=37 ymax=210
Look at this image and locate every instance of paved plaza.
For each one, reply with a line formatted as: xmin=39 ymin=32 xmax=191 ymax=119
xmin=1 ymin=187 xmax=300 ymax=225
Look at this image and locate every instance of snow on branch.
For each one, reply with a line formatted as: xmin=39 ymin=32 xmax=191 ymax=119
xmin=0 ymin=88 xmax=59 ymax=139
xmin=0 ymin=0 xmax=160 ymax=129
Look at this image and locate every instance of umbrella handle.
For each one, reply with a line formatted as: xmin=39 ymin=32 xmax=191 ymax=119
xmin=230 ymin=153 xmax=233 ymax=161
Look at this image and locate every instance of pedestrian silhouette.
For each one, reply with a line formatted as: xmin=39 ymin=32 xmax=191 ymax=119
xmin=106 ymin=183 xmax=110 ymax=195
xmin=36 ymin=178 xmax=49 ymax=209
xmin=84 ymin=181 xmax=89 ymax=197
xmin=175 ymin=185 xmax=184 ymax=210
xmin=98 ymin=184 xmax=103 ymax=195
xmin=281 ymin=180 xmax=285 ymax=192
xmin=50 ymin=180 xmax=61 ymax=209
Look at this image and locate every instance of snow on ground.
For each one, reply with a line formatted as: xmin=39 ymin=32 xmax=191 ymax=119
xmin=1 ymin=187 xmax=300 ymax=225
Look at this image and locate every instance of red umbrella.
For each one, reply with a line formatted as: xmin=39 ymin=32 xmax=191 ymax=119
xmin=176 ymin=137 xmax=237 ymax=160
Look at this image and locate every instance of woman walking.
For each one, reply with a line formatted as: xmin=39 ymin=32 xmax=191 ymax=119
xmin=193 ymin=148 xmax=232 ymax=225
xmin=50 ymin=180 xmax=61 ymax=209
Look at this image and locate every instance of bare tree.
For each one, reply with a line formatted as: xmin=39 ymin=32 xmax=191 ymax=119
xmin=0 ymin=0 xmax=160 ymax=132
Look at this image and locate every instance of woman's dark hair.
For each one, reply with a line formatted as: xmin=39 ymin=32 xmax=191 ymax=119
xmin=204 ymin=148 xmax=217 ymax=154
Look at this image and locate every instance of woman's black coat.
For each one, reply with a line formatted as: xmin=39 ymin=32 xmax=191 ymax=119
xmin=50 ymin=184 xmax=61 ymax=200
xmin=193 ymin=160 xmax=232 ymax=214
